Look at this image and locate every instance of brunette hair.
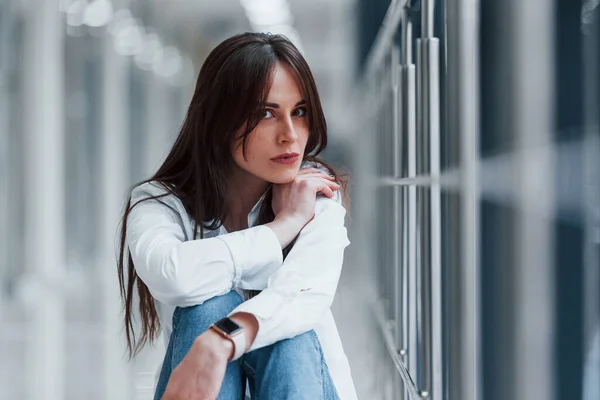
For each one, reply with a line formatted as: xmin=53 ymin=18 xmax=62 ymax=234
xmin=117 ymin=32 xmax=348 ymax=357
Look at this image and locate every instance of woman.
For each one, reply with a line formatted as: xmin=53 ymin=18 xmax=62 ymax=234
xmin=117 ymin=32 xmax=357 ymax=400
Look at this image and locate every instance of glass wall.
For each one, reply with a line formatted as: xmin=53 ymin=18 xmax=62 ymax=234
xmin=354 ymin=0 xmax=600 ymax=399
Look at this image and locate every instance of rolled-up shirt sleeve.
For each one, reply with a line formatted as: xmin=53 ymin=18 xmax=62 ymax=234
xmin=230 ymin=191 xmax=349 ymax=351
xmin=126 ymin=184 xmax=283 ymax=308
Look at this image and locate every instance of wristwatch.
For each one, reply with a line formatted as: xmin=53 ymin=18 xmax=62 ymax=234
xmin=209 ymin=317 xmax=247 ymax=361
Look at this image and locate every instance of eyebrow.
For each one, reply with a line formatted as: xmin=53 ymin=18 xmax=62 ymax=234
xmin=263 ymin=100 xmax=306 ymax=109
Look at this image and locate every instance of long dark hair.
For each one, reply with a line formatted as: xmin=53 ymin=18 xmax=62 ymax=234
xmin=117 ymin=32 xmax=348 ymax=357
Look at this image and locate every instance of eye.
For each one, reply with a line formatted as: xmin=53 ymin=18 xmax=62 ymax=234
xmin=293 ymin=107 xmax=307 ymax=117
xmin=262 ymin=109 xmax=275 ymax=119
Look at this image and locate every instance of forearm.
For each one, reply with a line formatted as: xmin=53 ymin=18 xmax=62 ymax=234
xmin=228 ymin=199 xmax=348 ymax=352
xmin=198 ymin=200 xmax=344 ymax=359
xmin=265 ymin=213 xmax=306 ymax=249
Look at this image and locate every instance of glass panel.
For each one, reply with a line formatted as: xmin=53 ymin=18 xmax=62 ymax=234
xmin=0 ymin=2 xmax=27 ymax=397
xmin=0 ymin=0 xmax=25 ymax=301
xmin=581 ymin=1 xmax=600 ymax=399
xmin=554 ymin=1 xmax=589 ymax=398
xmin=480 ymin=200 xmax=518 ymax=400
xmin=63 ymin=28 xmax=105 ymax=400
xmin=441 ymin=188 xmax=461 ymax=399
xmin=64 ymin=33 xmax=103 ymax=273
xmin=129 ymin=65 xmax=148 ymax=184
xmin=479 ymin=0 xmax=517 ymax=157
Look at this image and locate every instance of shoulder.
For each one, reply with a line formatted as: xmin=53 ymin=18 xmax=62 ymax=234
xmin=128 ymin=181 xmax=197 ymax=237
xmin=300 ymin=160 xmax=334 ymax=177
xmin=301 ymin=160 xmax=344 ymax=205
xmin=130 ymin=181 xmax=188 ymax=216
xmin=131 ymin=181 xmax=172 ymax=202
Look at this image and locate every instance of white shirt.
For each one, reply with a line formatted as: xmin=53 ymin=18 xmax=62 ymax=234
xmin=126 ymin=173 xmax=358 ymax=399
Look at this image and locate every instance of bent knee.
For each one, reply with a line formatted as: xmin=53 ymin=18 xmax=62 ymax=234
xmin=263 ymin=330 xmax=322 ymax=361
xmin=173 ymin=291 xmax=243 ymax=333
xmin=278 ymin=330 xmax=320 ymax=353
xmin=243 ymin=330 xmax=325 ymax=384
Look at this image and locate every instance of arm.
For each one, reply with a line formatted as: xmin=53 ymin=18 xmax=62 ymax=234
xmin=230 ymin=192 xmax=349 ymax=351
xmin=126 ymin=184 xmax=284 ymax=307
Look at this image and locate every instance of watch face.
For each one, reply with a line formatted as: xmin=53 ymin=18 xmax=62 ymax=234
xmin=214 ymin=318 xmax=242 ymax=335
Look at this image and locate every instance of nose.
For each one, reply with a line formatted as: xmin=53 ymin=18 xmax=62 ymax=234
xmin=278 ymin=116 xmax=298 ymax=144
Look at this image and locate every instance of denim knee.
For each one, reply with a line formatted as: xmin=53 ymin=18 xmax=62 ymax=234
xmin=244 ymin=330 xmax=323 ymax=376
xmin=269 ymin=330 xmax=321 ymax=359
xmin=156 ymin=291 xmax=246 ymax=400
xmin=172 ymin=291 xmax=244 ymax=336
xmin=242 ymin=330 xmax=337 ymax=399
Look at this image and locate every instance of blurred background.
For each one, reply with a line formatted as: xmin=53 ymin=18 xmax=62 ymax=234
xmin=0 ymin=0 xmax=599 ymax=399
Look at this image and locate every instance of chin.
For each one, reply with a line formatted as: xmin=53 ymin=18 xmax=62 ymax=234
xmin=267 ymin=170 xmax=297 ymax=184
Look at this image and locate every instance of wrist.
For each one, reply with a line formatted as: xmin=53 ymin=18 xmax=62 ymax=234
xmin=266 ymin=215 xmax=303 ymax=248
xmin=275 ymin=212 xmax=306 ymax=230
xmin=195 ymin=329 xmax=234 ymax=362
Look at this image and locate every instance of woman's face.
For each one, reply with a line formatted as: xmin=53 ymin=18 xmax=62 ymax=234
xmin=232 ymin=62 xmax=310 ymax=184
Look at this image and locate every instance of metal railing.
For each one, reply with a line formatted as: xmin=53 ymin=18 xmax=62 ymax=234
xmin=358 ymin=0 xmax=480 ymax=398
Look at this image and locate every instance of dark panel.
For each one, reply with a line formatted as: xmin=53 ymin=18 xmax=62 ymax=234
xmin=357 ymin=0 xmax=392 ymax=72
xmin=554 ymin=218 xmax=585 ymax=400
xmin=479 ymin=0 xmax=515 ymax=156
xmin=480 ymin=200 xmax=517 ymax=400
xmin=442 ymin=189 xmax=461 ymax=399
xmin=554 ymin=0 xmax=584 ymax=142
xmin=553 ymin=0 xmax=586 ymax=398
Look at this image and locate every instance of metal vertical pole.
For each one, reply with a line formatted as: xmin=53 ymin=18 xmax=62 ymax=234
xmin=100 ymin=34 xmax=133 ymax=400
xmin=416 ymin=0 xmax=442 ymax=396
xmin=513 ymin=0 xmax=556 ymax=399
xmin=446 ymin=0 xmax=481 ymax=399
xmin=402 ymin=15 xmax=420 ymax=385
xmin=22 ymin=1 xmax=65 ymax=399
xmin=428 ymin=39 xmax=443 ymax=400
xmin=391 ymin=42 xmax=406 ymax=399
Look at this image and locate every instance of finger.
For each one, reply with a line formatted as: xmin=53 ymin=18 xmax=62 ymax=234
xmin=298 ymin=167 xmax=335 ymax=178
xmin=317 ymin=183 xmax=335 ymax=198
xmin=297 ymin=172 xmax=335 ymax=181
xmin=303 ymin=178 xmax=337 ymax=192
xmin=307 ymin=177 xmax=340 ymax=190
xmin=297 ymin=168 xmax=322 ymax=175
xmin=321 ymin=180 xmax=340 ymax=190
xmin=327 ymin=181 xmax=341 ymax=190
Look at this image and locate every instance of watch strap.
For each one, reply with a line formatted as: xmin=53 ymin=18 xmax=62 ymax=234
xmin=210 ymin=320 xmax=247 ymax=361
xmin=229 ymin=329 xmax=246 ymax=361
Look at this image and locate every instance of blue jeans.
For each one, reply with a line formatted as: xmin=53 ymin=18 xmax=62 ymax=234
xmin=154 ymin=291 xmax=339 ymax=400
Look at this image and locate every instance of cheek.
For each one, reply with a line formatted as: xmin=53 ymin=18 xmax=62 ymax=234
xmin=296 ymin=123 xmax=310 ymax=146
xmin=232 ymin=141 xmax=245 ymax=165
xmin=233 ymin=134 xmax=265 ymax=167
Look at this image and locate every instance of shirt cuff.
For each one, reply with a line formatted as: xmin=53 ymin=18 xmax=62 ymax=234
xmin=228 ymin=289 xmax=288 ymax=351
xmin=216 ymin=225 xmax=283 ymax=288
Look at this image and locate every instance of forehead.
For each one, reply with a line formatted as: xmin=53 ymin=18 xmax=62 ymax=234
xmin=266 ymin=63 xmax=303 ymax=103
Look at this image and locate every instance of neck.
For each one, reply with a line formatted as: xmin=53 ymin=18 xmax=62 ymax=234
xmin=225 ymin=165 xmax=270 ymax=231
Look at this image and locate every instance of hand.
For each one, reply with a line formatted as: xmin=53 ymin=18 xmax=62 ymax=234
xmin=266 ymin=168 xmax=339 ymax=248
xmin=272 ymin=168 xmax=339 ymax=225
xmin=161 ymin=330 xmax=232 ymax=400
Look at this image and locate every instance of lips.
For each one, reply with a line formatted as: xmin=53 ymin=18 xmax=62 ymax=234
xmin=271 ymin=153 xmax=300 ymax=164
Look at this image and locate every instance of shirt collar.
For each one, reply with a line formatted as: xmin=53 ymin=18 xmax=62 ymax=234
xmin=247 ymin=185 xmax=272 ymax=227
